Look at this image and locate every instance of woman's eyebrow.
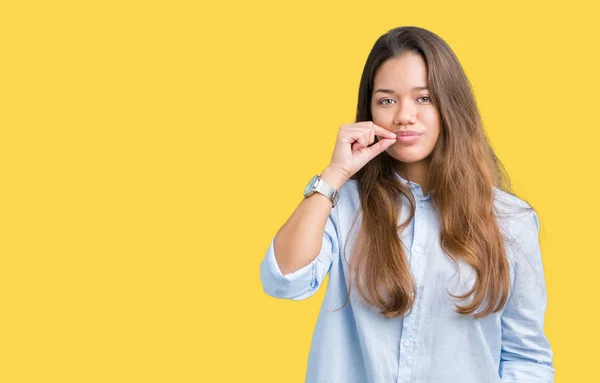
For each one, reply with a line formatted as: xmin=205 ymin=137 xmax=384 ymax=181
xmin=373 ymin=86 xmax=429 ymax=94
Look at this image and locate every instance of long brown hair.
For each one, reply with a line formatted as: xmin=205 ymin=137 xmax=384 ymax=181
xmin=337 ymin=26 xmax=534 ymax=319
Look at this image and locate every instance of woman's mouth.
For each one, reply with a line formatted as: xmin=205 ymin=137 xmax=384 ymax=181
xmin=395 ymin=131 xmax=423 ymax=143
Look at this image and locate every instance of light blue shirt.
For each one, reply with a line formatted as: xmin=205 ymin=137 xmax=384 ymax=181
xmin=260 ymin=171 xmax=555 ymax=383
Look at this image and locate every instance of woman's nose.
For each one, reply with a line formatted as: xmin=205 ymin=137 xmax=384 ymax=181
xmin=393 ymin=101 xmax=417 ymax=125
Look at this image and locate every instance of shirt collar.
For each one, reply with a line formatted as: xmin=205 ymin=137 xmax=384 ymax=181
xmin=393 ymin=170 xmax=432 ymax=200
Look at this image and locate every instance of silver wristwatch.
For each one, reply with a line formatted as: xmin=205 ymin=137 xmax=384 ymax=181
xmin=303 ymin=174 xmax=340 ymax=208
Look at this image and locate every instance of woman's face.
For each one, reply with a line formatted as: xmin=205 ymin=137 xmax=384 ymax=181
xmin=370 ymin=53 xmax=441 ymax=165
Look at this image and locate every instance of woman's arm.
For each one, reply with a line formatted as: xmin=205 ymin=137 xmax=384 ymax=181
xmin=499 ymin=210 xmax=555 ymax=382
xmin=259 ymin=167 xmax=346 ymax=300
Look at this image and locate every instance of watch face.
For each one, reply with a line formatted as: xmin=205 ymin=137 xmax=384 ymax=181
xmin=304 ymin=175 xmax=319 ymax=196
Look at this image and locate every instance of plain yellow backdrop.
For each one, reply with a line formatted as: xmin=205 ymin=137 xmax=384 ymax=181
xmin=1 ymin=0 xmax=598 ymax=381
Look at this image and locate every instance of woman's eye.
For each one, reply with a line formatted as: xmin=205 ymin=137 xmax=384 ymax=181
xmin=379 ymin=96 xmax=431 ymax=105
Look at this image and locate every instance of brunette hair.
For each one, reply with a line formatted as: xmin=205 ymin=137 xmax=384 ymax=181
xmin=337 ymin=26 xmax=534 ymax=319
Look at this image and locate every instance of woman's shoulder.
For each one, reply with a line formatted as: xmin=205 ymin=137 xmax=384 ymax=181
xmin=492 ymin=186 xmax=533 ymax=217
xmin=492 ymin=188 xmax=543 ymax=274
xmin=492 ymin=186 xmax=539 ymax=245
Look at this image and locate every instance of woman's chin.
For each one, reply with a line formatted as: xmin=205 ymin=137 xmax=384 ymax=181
xmin=386 ymin=149 xmax=429 ymax=164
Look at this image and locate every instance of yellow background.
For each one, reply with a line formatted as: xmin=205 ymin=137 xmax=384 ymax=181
xmin=1 ymin=0 xmax=597 ymax=381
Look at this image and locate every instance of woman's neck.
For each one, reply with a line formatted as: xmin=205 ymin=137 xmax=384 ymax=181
xmin=394 ymin=159 xmax=431 ymax=195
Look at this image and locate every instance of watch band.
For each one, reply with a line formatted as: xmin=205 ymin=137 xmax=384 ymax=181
xmin=311 ymin=174 xmax=340 ymax=207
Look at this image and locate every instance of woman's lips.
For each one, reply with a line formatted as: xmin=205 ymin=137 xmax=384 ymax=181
xmin=395 ymin=131 xmax=423 ymax=143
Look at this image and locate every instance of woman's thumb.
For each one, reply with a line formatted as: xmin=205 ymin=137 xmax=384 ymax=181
xmin=364 ymin=137 xmax=396 ymax=158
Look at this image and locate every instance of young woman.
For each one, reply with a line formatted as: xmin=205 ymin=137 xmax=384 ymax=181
xmin=259 ymin=26 xmax=555 ymax=383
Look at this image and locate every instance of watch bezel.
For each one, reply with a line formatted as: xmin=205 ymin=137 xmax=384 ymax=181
xmin=304 ymin=174 xmax=320 ymax=197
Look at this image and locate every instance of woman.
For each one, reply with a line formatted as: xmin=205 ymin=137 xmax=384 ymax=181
xmin=259 ymin=26 xmax=555 ymax=383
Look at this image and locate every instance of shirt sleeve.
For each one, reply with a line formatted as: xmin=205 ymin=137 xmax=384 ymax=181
xmin=499 ymin=210 xmax=555 ymax=382
xmin=259 ymin=206 xmax=340 ymax=300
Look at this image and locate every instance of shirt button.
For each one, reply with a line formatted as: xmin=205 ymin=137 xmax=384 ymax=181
xmin=413 ymin=245 xmax=422 ymax=253
xmin=403 ymin=340 xmax=411 ymax=347
xmin=418 ymin=201 xmax=425 ymax=208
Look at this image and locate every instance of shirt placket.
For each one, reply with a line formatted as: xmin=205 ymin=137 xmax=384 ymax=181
xmin=396 ymin=192 xmax=428 ymax=383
